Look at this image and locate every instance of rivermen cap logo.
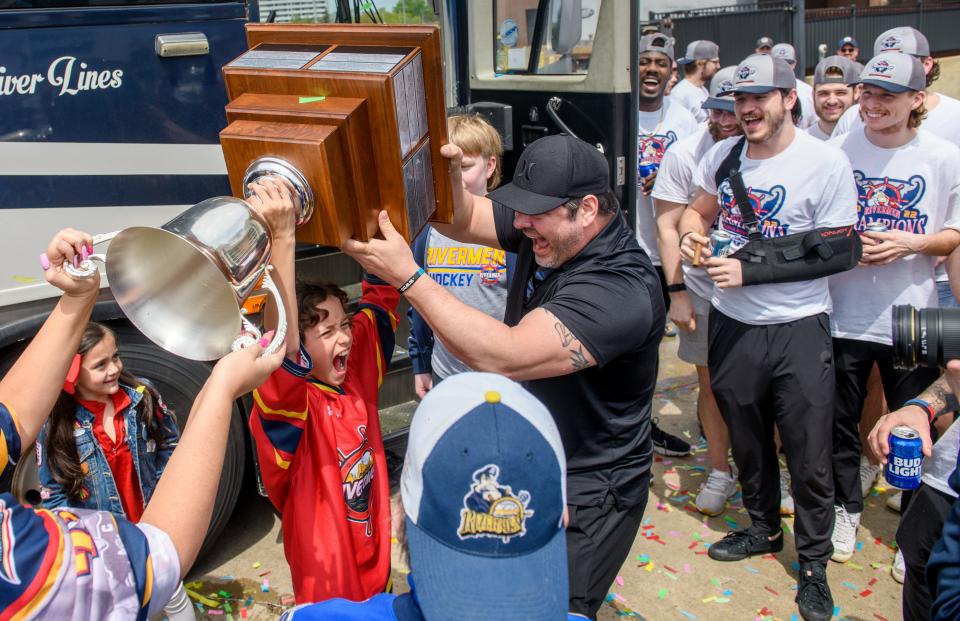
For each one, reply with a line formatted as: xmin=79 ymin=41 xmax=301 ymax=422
xmin=880 ymin=35 xmax=902 ymax=51
xmin=736 ymin=65 xmax=757 ymax=82
xmin=869 ymin=59 xmax=895 ymax=75
xmin=457 ymin=464 xmax=534 ymax=543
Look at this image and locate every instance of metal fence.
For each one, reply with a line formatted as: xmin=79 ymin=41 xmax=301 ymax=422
xmin=651 ymin=0 xmax=960 ymax=75
xmin=806 ymin=2 xmax=960 ymax=69
xmin=650 ymin=2 xmax=794 ymax=70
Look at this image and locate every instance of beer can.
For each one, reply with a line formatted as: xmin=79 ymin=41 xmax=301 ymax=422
xmin=884 ymin=426 xmax=923 ymax=490
xmin=865 ymin=222 xmax=888 ymax=233
xmin=711 ymin=230 xmax=735 ymax=257
xmin=639 ymin=162 xmax=659 ymax=180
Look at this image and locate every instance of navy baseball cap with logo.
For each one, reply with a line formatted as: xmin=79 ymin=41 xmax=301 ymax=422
xmin=702 ymin=65 xmax=738 ymax=113
xmin=487 ymin=134 xmax=609 ymax=215
xmin=874 ymin=26 xmax=930 ymax=57
xmin=858 ymin=51 xmax=926 ymax=93
xmin=401 ymin=372 xmax=568 ymax=621
xmin=719 ymin=53 xmax=797 ymax=95
xmin=838 ymin=35 xmax=858 ymax=49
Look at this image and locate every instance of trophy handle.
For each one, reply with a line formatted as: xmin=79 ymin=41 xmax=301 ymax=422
xmin=231 ymin=266 xmax=288 ymax=357
xmin=63 ymin=231 xmax=119 ymax=279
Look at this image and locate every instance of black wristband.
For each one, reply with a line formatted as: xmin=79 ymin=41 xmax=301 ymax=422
xmin=666 ymin=283 xmax=687 ymax=293
xmin=398 ymin=267 xmax=425 ymax=293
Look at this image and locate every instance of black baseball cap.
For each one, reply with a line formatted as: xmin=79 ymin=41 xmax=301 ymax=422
xmin=487 ymin=135 xmax=609 ymax=215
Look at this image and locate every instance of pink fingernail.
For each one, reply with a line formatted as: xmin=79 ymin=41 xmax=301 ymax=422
xmin=72 ymin=255 xmax=80 ymax=267
xmin=40 ymin=253 xmax=51 ymax=270
xmin=87 ymin=243 xmax=94 ymax=254
xmin=81 ymin=246 xmax=89 ymax=261
xmin=258 ymin=337 xmax=270 ymax=347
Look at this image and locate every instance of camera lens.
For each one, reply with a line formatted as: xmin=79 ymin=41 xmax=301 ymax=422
xmin=892 ymin=305 xmax=960 ymax=368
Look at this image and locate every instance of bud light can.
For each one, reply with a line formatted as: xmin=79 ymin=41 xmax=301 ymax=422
xmin=885 ymin=426 xmax=923 ymax=490
xmin=866 ymin=222 xmax=888 ymax=233
xmin=639 ymin=162 xmax=659 ymax=181
xmin=711 ymin=230 xmax=735 ymax=257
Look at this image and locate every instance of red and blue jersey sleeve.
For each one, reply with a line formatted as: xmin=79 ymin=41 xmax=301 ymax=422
xmin=248 ymin=349 xmax=312 ymax=511
xmin=346 ymin=276 xmax=400 ymax=404
xmin=0 ymin=402 xmax=22 ymax=478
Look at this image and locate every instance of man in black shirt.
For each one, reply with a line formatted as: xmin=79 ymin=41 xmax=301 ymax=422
xmin=343 ymin=134 xmax=665 ymax=619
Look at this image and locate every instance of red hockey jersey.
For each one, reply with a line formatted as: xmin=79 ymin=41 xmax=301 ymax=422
xmin=249 ymin=278 xmax=399 ymax=603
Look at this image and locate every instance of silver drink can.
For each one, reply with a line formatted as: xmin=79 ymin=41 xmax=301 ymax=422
xmin=710 ymin=230 xmax=735 ymax=257
xmin=866 ymin=222 xmax=888 ymax=233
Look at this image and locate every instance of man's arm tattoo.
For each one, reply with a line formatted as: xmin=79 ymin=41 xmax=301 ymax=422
xmin=554 ymin=322 xmax=575 ymax=347
xmin=554 ymin=319 xmax=592 ymax=370
xmin=570 ymin=345 xmax=590 ymax=370
xmin=921 ymin=374 xmax=960 ymax=416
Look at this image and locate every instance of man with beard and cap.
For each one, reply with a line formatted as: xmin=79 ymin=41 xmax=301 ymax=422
xmin=678 ymin=53 xmax=860 ymax=621
xmin=652 ymin=65 xmax=743 ymax=517
xmin=342 ymin=133 xmax=665 ymax=620
xmin=672 ymin=40 xmax=721 ymax=123
xmin=808 ymin=55 xmax=858 ymax=140
xmin=771 ymin=43 xmax=816 ymax=128
xmin=635 ymin=32 xmax=699 ymax=457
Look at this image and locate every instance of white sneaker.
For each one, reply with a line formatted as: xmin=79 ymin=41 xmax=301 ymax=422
xmin=695 ymin=469 xmax=737 ymax=516
xmin=891 ymin=549 xmax=905 ymax=584
xmin=779 ymin=469 xmax=795 ymax=516
xmin=831 ymin=505 xmax=861 ymax=562
xmin=887 ymin=491 xmax=902 ymax=513
xmin=860 ymin=455 xmax=881 ymax=498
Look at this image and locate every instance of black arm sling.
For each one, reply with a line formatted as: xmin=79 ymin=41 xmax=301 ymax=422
xmin=713 ymin=136 xmax=862 ymax=286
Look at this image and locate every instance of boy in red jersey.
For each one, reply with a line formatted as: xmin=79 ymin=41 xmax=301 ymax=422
xmin=246 ymin=178 xmax=400 ymax=603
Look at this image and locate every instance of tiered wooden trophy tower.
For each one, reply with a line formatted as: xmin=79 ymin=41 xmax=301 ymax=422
xmin=219 ymin=24 xmax=452 ymax=246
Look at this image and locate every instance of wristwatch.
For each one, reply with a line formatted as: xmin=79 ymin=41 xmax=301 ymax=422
xmin=666 ymin=283 xmax=686 ymax=293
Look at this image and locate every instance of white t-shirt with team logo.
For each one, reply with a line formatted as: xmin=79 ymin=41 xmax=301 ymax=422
xmin=669 ymin=79 xmax=709 ymax=123
xmin=827 ymin=128 xmax=960 ymax=344
xmin=832 ymin=93 xmax=960 ymax=146
xmin=651 ymin=125 xmax=717 ymax=300
xmin=694 ymin=131 xmax=859 ymax=325
xmin=636 ymin=98 xmax=699 ymax=265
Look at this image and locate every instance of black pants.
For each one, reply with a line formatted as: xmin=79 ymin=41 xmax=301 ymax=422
xmin=566 ymin=486 xmax=648 ymax=619
xmin=832 ymin=338 xmax=940 ymax=512
xmin=897 ymin=483 xmax=955 ymax=621
xmin=655 ymin=265 xmax=671 ymax=313
xmin=709 ymin=309 xmax=836 ymax=563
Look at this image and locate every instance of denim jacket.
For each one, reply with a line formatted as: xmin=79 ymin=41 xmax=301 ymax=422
xmin=36 ymin=384 xmax=179 ymax=519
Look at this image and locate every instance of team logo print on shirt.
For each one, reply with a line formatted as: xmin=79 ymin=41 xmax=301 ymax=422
xmin=717 ymin=180 xmax=788 ymax=241
xmin=425 ymin=246 xmax=506 ymax=288
xmin=457 ymin=464 xmax=533 ymax=543
xmin=339 ymin=425 xmax=375 ymax=536
xmin=638 ymin=131 xmax=678 ymax=168
xmin=854 ymin=171 xmax=927 ymax=233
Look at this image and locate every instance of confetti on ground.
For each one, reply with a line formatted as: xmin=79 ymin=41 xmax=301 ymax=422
xmin=186 ymin=590 xmax=220 ymax=608
xmin=260 ymin=579 xmax=270 ymax=593
xmin=658 ymin=588 xmax=668 ymax=600
xmin=860 ymin=589 xmax=873 ymax=597
xmin=616 ymin=575 xmax=624 ymax=586
xmin=873 ymin=615 xmax=889 ymax=621
xmin=679 ymin=610 xmax=698 ymax=620
xmin=745 ymin=566 xmax=760 ymax=574
xmin=252 ymin=562 xmax=261 ymax=569
xmin=764 ymin=586 xmax=779 ymax=596
xmin=683 ymin=563 xmax=691 ymax=574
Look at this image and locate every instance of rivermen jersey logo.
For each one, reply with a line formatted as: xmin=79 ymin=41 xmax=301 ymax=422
xmin=854 ymin=170 xmax=927 ymax=233
xmin=426 ymin=245 xmax=506 ymax=288
xmin=717 ymin=179 xmax=789 ymax=241
xmin=638 ymin=131 xmax=678 ymax=167
xmin=457 ymin=465 xmax=533 ymax=543
xmin=339 ymin=425 xmax=375 ymax=536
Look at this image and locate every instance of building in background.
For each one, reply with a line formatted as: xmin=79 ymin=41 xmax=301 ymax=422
xmin=258 ymin=0 xmax=331 ymax=22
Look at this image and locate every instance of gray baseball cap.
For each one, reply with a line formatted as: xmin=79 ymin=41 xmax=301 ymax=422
xmin=813 ymin=55 xmax=858 ymax=85
xmin=678 ymin=40 xmax=719 ymax=65
xmin=858 ymin=51 xmax=926 ymax=93
xmin=702 ymin=66 xmax=738 ymax=113
xmin=771 ymin=43 xmax=796 ymax=65
xmin=638 ymin=33 xmax=675 ymax=62
xmin=720 ymin=54 xmax=797 ymax=95
xmin=874 ymin=27 xmax=930 ymax=57
xmin=756 ymin=36 xmax=774 ymax=50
